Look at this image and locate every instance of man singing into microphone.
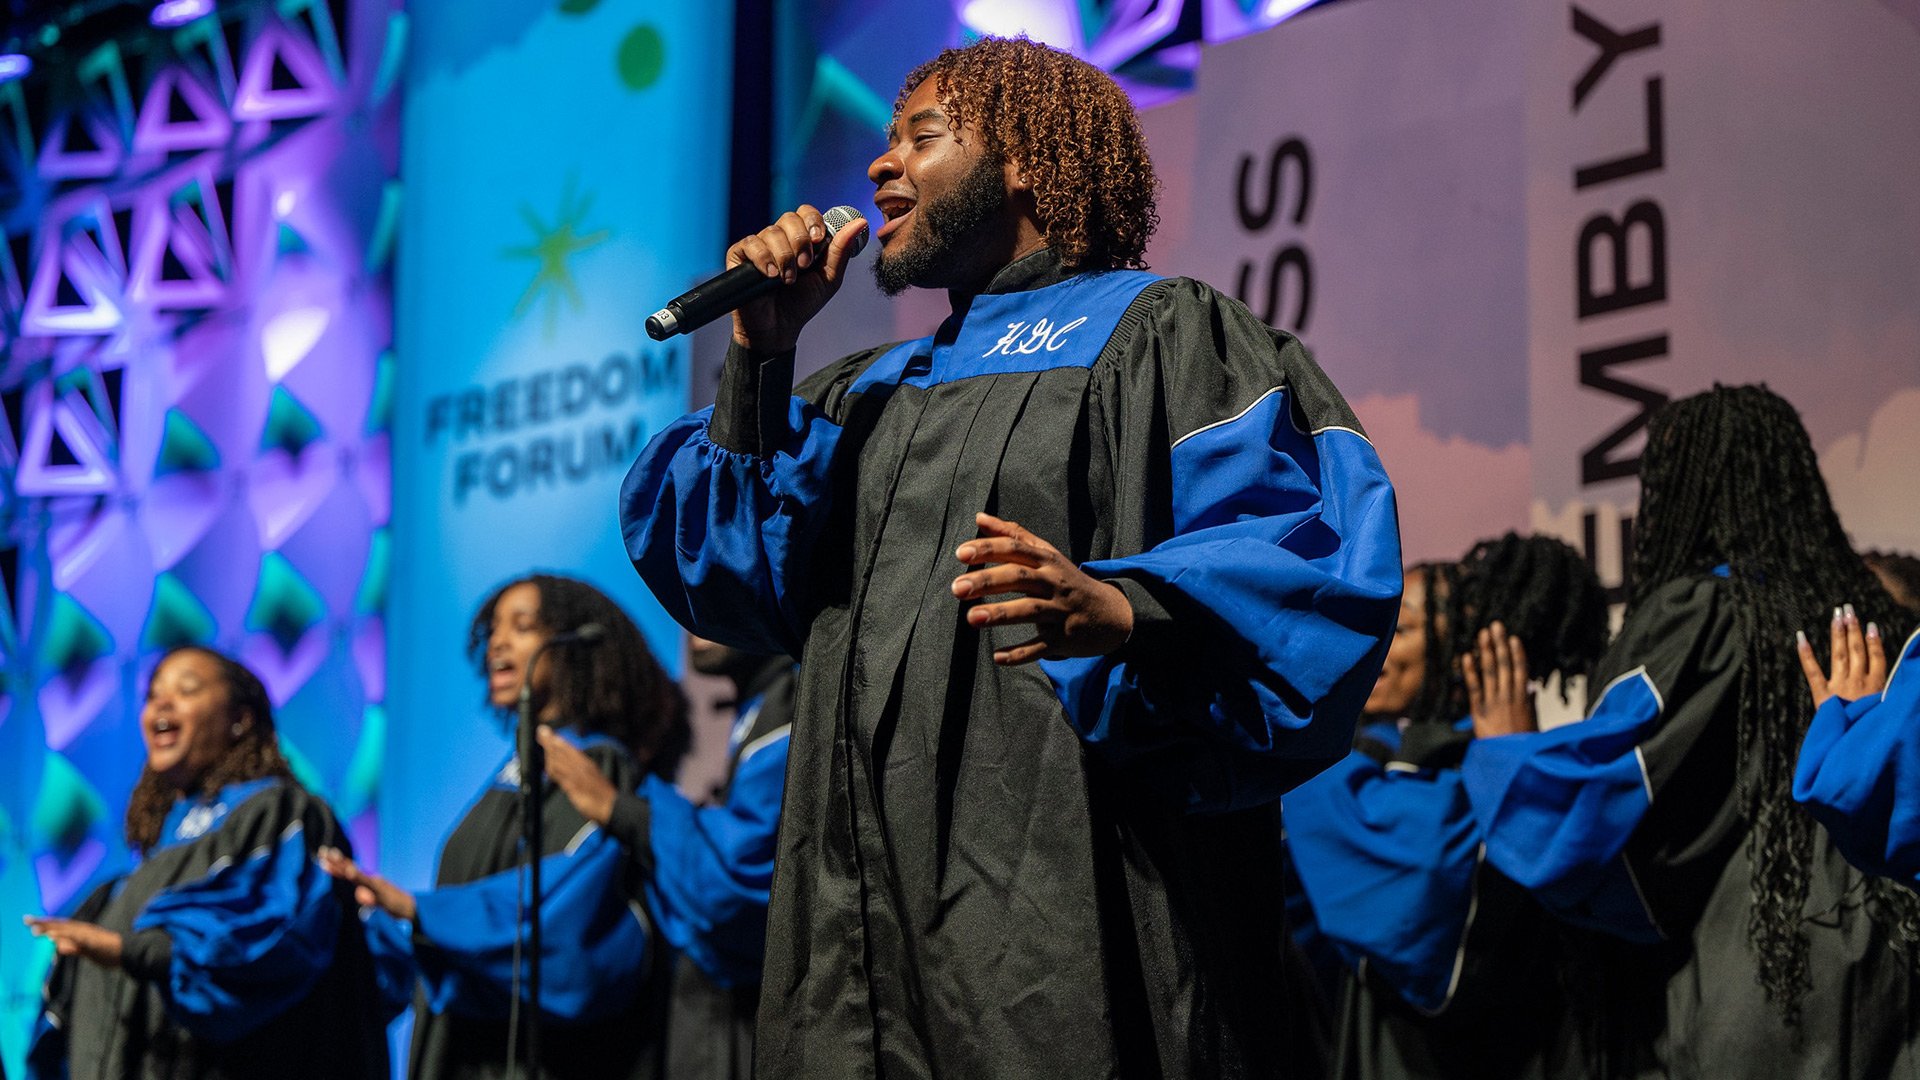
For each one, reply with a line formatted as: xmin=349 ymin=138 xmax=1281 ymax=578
xmin=621 ymin=37 xmax=1400 ymax=1079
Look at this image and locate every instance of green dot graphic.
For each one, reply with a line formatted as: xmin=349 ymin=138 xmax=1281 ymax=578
xmin=616 ymin=25 xmax=665 ymax=90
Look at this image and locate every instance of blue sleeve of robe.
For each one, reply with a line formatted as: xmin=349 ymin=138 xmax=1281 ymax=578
xmin=1460 ymin=672 xmax=1664 ymax=942
xmin=130 ymin=820 xmax=339 ymax=1043
xmin=620 ymin=390 xmax=848 ymax=658
xmin=1794 ymin=627 xmax=1920 ymax=890
xmin=1284 ymin=749 xmax=1482 ymax=1012
xmin=1041 ymin=388 xmax=1402 ymax=813
xmin=359 ymin=906 xmax=420 ymax=1022
xmin=410 ymin=826 xmax=649 ymax=1024
xmin=1460 ymin=574 xmax=1746 ymax=942
xmin=643 ymin=728 xmax=790 ymax=987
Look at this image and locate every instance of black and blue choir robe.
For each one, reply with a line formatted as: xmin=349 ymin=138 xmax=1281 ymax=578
xmin=604 ymin=661 xmax=793 ymax=1080
xmin=364 ymin=730 xmax=668 ymax=1080
xmin=1459 ymin=572 xmax=1920 ymax=1079
xmin=1794 ymin=627 xmax=1920 ymax=891
xmin=27 ymin=779 xmax=388 ymax=1080
xmin=620 ymin=248 xmax=1402 ymax=1079
xmin=1287 ymin=718 xmax=1579 ymax=1080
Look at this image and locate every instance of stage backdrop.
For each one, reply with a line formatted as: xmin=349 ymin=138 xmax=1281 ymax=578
xmin=771 ymin=0 xmax=1919 ymax=598
xmin=0 ymin=1 xmax=403 ymax=1072
xmin=383 ymin=0 xmax=731 ymax=894
xmin=1154 ymin=0 xmax=1920 ymax=589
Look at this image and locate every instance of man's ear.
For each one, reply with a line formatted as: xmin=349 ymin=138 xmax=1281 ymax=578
xmin=1005 ymin=159 xmax=1032 ymax=193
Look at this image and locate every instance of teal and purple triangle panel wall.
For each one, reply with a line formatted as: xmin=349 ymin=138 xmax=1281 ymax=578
xmin=0 ymin=1 xmax=402 ymax=1070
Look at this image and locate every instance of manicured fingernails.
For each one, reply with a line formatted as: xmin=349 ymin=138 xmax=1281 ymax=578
xmin=1797 ymin=629 xmax=1810 ymax=650
xmin=1844 ymin=603 xmax=1858 ymax=627
xmin=1868 ymin=622 xmax=1880 ymax=640
xmin=1833 ymin=606 xmax=1844 ymax=625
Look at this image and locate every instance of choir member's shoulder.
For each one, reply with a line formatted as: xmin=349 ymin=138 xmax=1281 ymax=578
xmin=1109 ymin=273 xmax=1364 ymax=441
xmin=1609 ymin=570 xmax=1743 ymax=674
xmin=794 ymin=340 xmax=912 ymax=417
xmin=217 ymin=777 xmax=346 ymax=849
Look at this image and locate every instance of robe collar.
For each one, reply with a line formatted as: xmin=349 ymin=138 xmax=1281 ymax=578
xmin=948 ymin=246 xmax=1073 ymax=313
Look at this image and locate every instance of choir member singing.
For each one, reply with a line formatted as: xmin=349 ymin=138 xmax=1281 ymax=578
xmin=322 ymin=574 xmax=688 ymax=1079
xmin=25 ymin=647 xmax=389 ymax=1080
xmin=620 ymin=35 xmax=1400 ymax=1079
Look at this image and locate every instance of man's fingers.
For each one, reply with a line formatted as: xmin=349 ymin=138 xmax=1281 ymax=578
xmin=955 ymin=536 xmax=1049 ymax=570
xmin=1797 ymin=630 xmax=1831 ymax=704
xmin=992 ymin=637 xmax=1053 ymax=666
xmin=819 ymin=216 xmax=868 ymax=280
xmin=793 ymin=203 xmax=827 ymax=243
xmin=967 ymin=596 xmax=1066 ymax=629
xmin=953 ymin=562 xmax=1054 ymax=599
xmin=974 ymin=512 xmax=1044 ymax=546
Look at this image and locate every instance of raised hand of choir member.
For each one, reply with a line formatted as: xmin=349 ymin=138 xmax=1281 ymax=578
xmin=1463 ymin=620 xmax=1536 ymax=738
xmin=24 ymin=647 xmax=388 ymax=1079
xmin=1792 ymin=598 xmax=1920 ymax=894
xmin=320 ymin=574 xmax=688 ymax=1080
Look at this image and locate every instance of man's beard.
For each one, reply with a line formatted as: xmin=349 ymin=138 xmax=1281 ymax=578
xmin=873 ymin=155 xmax=1008 ymax=297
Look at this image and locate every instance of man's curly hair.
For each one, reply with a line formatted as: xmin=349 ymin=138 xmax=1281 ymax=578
xmin=897 ymin=37 xmax=1159 ymax=271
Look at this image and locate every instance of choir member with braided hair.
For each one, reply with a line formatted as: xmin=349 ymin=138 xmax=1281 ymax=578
xmin=1460 ymin=384 xmax=1920 ymax=1078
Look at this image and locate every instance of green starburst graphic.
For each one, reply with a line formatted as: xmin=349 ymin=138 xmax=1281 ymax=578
xmin=503 ymin=175 xmax=610 ymax=338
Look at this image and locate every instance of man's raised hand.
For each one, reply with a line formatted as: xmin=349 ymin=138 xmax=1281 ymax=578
xmin=729 ymin=205 xmax=869 ymax=355
xmin=951 ymin=513 xmax=1134 ymax=666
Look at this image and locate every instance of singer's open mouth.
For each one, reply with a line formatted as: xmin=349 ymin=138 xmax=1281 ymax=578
xmin=875 ymin=194 xmax=914 ymax=241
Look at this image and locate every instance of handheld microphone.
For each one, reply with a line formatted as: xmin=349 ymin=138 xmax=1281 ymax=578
xmin=645 ymin=205 xmax=869 ymax=341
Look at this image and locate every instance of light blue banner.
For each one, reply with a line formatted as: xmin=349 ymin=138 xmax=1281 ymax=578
xmin=387 ymin=0 xmax=730 ymax=889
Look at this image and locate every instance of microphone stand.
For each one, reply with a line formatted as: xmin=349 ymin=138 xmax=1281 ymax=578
xmin=514 ymin=625 xmax=603 ymax=1075
xmin=515 ymin=637 xmax=559 ymax=1075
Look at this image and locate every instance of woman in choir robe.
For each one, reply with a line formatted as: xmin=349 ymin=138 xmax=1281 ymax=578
xmin=1459 ymin=385 xmax=1920 ymax=1079
xmin=1794 ymin=603 xmax=1920 ymax=891
xmin=24 ymin=647 xmax=389 ymax=1080
xmin=1287 ymin=535 xmax=1609 ymax=1080
xmin=322 ymin=574 xmax=689 ymax=1080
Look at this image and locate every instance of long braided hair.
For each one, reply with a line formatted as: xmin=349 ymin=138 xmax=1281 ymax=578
xmin=1629 ymin=384 xmax=1917 ymax=1022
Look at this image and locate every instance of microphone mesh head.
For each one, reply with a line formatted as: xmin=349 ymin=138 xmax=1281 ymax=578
xmin=823 ymin=205 xmax=869 ymax=258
